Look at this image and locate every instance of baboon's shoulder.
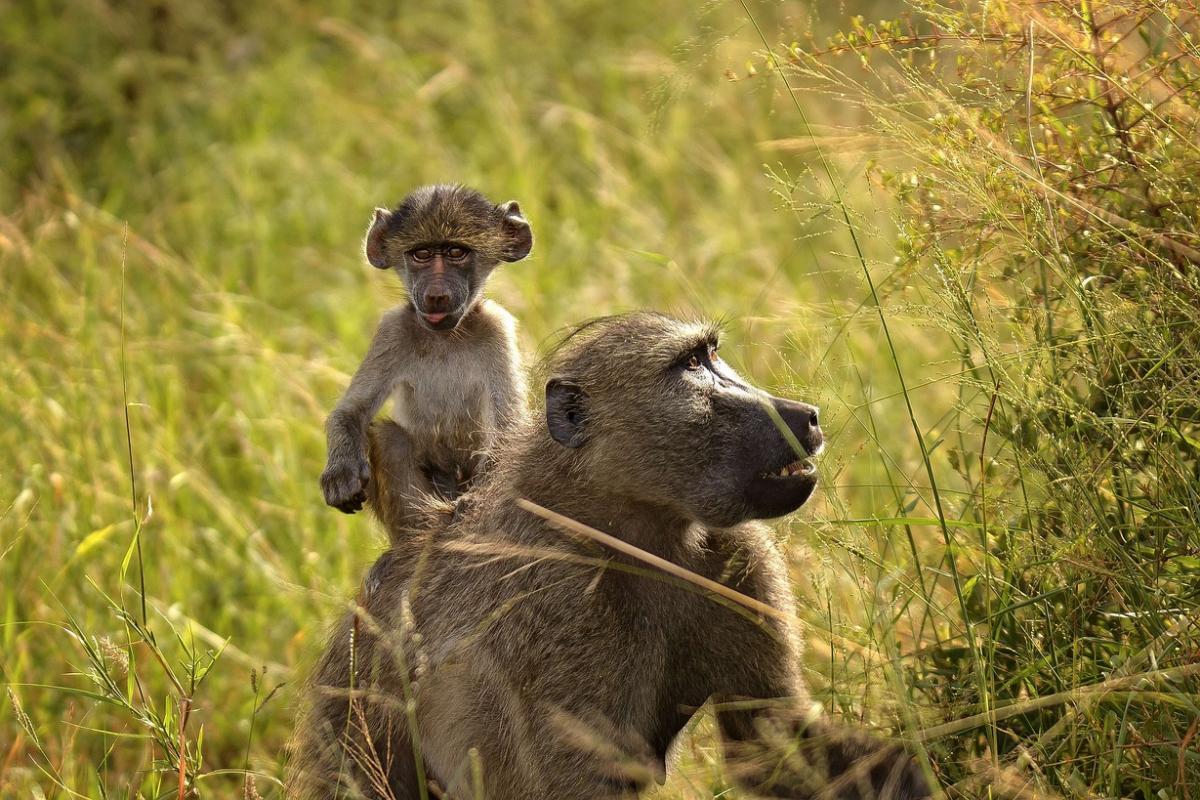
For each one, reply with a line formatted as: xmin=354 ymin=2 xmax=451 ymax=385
xmin=471 ymin=299 xmax=519 ymax=341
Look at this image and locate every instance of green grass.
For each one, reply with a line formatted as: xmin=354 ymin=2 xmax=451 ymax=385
xmin=3 ymin=0 xmax=1198 ymax=797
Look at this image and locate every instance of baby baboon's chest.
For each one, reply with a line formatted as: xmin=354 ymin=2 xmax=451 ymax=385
xmin=391 ymin=354 xmax=490 ymax=452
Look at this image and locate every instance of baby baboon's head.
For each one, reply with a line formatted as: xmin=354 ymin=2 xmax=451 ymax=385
xmin=543 ymin=313 xmax=823 ymax=527
xmin=364 ymin=184 xmax=533 ymax=332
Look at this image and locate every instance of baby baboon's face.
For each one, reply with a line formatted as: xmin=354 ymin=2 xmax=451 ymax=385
xmin=545 ymin=314 xmax=824 ymax=527
xmin=363 ymin=184 xmax=534 ymax=332
xmin=401 ymin=243 xmax=481 ymax=331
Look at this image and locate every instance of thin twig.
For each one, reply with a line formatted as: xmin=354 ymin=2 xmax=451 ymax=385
xmin=118 ymin=223 xmax=149 ymax=628
xmin=917 ymin=662 xmax=1200 ymax=742
xmin=514 ymin=498 xmax=791 ymax=623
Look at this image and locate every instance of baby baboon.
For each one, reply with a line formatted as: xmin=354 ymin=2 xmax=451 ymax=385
xmin=320 ymin=184 xmax=531 ymax=533
xmin=294 ymin=312 xmax=932 ymax=799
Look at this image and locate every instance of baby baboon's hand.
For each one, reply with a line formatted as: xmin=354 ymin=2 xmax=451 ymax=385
xmin=321 ymin=455 xmax=371 ymax=513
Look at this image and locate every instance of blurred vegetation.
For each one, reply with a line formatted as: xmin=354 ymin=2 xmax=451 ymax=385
xmin=1 ymin=0 xmax=1197 ymax=798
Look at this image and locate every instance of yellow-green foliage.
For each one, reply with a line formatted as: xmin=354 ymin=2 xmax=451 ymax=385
xmin=2 ymin=0 xmax=1197 ymax=797
xmin=783 ymin=1 xmax=1200 ymax=795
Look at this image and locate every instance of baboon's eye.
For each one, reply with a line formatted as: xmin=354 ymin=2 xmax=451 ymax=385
xmin=446 ymin=246 xmax=468 ymax=260
xmin=686 ymin=354 xmax=703 ymax=371
xmin=411 ymin=248 xmax=433 ymax=262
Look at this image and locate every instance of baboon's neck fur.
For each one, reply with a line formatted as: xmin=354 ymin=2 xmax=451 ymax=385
xmin=472 ymin=312 xmax=726 ymax=554
xmin=497 ymin=425 xmax=697 ymax=555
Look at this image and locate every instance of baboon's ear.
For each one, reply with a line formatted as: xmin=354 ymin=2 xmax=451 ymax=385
xmin=364 ymin=208 xmax=393 ymax=269
xmin=497 ymin=200 xmax=533 ymax=262
xmin=545 ymin=379 xmax=589 ymax=448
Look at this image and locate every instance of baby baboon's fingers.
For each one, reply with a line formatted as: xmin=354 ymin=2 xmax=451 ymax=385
xmin=321 ymin=457 xmax=372 ymax=511
xmin=336 ymin=498 xmax=361 ymax=514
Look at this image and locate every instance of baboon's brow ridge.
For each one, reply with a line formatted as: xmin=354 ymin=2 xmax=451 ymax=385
xmin=540 ymin=312 xmax=721 ymax=374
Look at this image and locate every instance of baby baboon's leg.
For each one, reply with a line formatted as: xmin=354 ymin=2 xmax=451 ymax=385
xmin=366 ymin=419 xmax=435 ymax=542
xmin=292 ymin=696 xmax=420 ymax=798
xmin=717 ymin=701 xmax=930 ymax=800
xmin=421 ymin=461 xmax=462 ymax=501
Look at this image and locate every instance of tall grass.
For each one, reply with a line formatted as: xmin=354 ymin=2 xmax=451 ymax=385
xmin=769 ymin=1 xmax=1200 ymax=795
xmin=1 ymin=0 xmax=1196 ymax=797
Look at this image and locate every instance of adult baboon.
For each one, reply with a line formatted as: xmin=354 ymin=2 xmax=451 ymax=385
xmin=293 ymin=312 xmax=932 ymax=799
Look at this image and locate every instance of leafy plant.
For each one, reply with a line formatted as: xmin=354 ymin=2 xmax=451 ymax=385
xmin=779 ymin=1 xmax=1200 ymax=795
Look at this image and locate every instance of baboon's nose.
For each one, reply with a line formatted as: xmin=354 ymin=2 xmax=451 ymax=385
xmin=424 ymin=291 xmax=451 ymax=313
xmin=777 ymin=399 xmax=824 ymax=454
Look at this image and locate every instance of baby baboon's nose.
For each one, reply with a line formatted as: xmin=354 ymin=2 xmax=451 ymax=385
xmin=425 ymin=291 xmax=451 ymax=312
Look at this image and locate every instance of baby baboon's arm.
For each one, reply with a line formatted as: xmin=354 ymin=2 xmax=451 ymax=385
xmin=321 ymin=311 xmax=408 ymax=514
xmin=488 ymin=344 xmax=527 ymax=447
xmin=469 ymin=304 xmax=527 ymax=473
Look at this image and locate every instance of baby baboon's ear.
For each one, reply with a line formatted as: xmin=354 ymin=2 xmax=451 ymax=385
xmin=364 ymin=208 xmax=393 ymax=269
xmin=545 ymin=379 xmax=589 ymax=448
xmin=497 ymin=200 xmax=533 ymax=263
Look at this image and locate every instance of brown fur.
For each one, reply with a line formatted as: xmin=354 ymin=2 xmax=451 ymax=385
xmin=293 ymin=313 xmax=933 ymax=799
xmin=379 ymin=184 xmax=526 ymax=264
xmin=320 ymin=186 xmax=531 ymax=530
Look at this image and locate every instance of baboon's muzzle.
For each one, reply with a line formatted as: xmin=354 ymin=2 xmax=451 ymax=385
xmin=412 ymin=287 xmax=469 ymax=331
xmin=740 ymin=395 xmax=824 ymax=520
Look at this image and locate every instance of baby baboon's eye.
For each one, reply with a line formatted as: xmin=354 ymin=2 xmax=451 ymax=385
xmin=686 ymin=354 xmax=702 ymax=371
xmin=411 ymin=248 xmax=433 ymax=262
xmin=446 ymin=246 xmax=468 ymax=260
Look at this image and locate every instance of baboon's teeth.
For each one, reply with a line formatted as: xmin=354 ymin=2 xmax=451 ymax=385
xmin=766 ymin=458 xmax=816 ymax=479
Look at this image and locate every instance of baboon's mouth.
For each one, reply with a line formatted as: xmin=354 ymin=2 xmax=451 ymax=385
xmin=745 ymin=448 xmax=820 ymax=519
xmin=420 ymin=310 xmax=464 ymax=332
xmin=761 ymin=455 xmax=817 ymax=480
